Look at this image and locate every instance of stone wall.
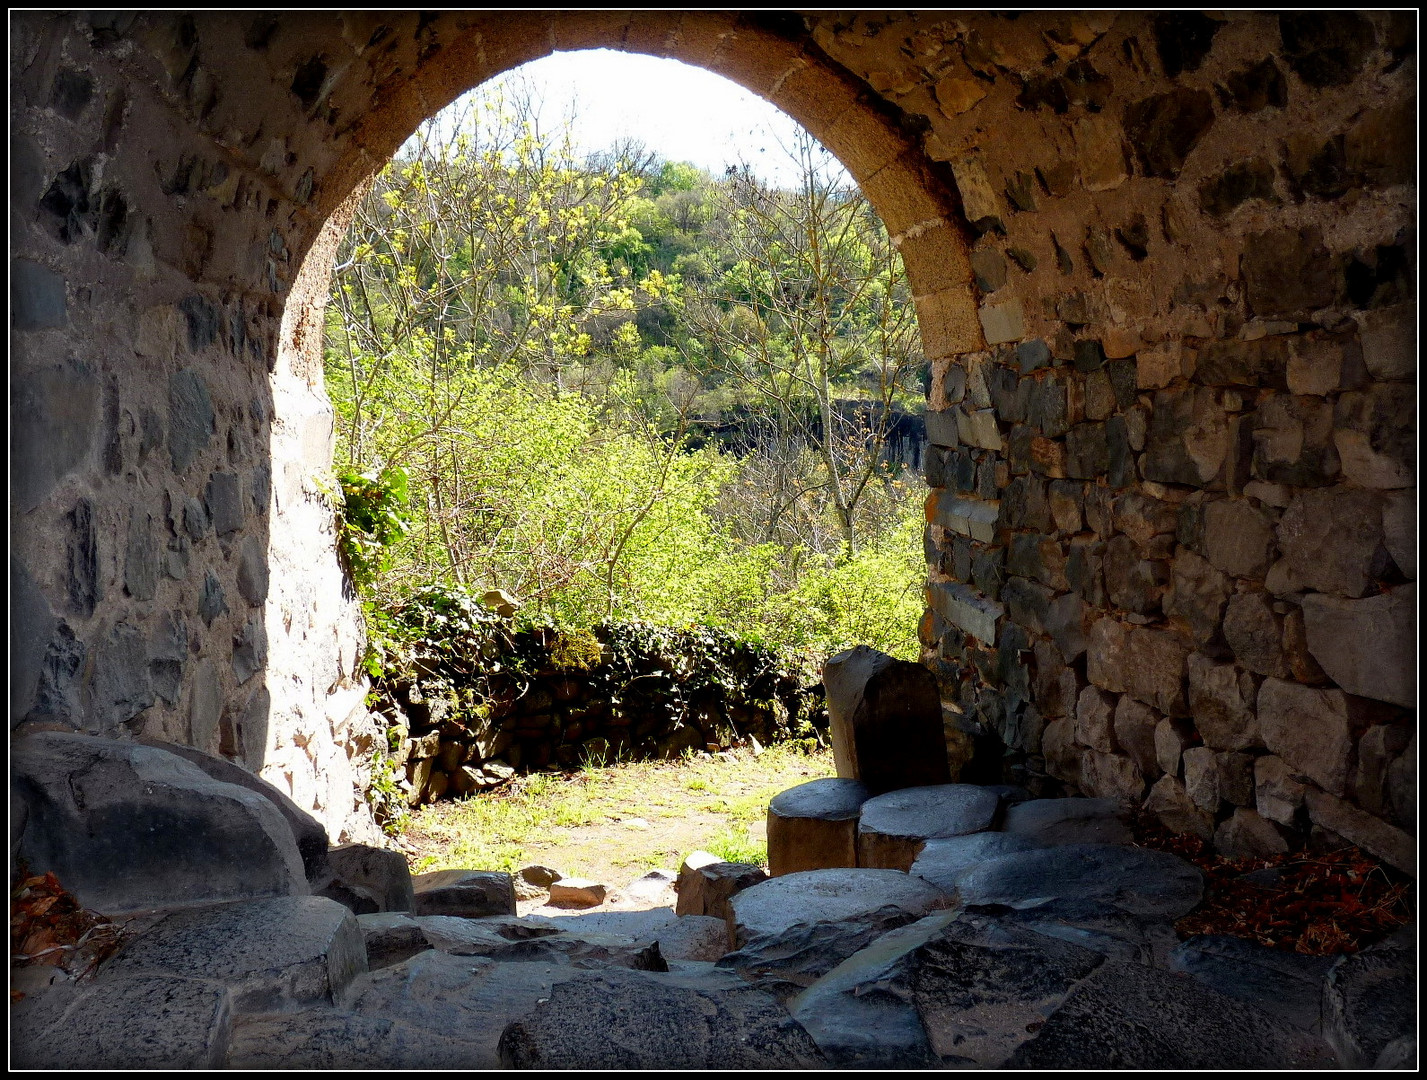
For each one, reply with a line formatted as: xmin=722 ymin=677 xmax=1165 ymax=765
xmin=809 ymin=12 xmax=1415 ymax=869
xmin=9 ymin=12 xmax=1415 ymax=867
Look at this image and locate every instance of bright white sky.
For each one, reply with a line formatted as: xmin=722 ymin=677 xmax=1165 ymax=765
xmin=429 ymin=48 xmax=851 ymax=190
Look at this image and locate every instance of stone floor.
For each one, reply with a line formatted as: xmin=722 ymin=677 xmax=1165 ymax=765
xmin=10 ymin=787 xmax=1416 ymax=1069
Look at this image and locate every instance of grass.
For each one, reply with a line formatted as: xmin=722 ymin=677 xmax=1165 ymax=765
xmin=401 ymin=741 xmax=834 ymax=882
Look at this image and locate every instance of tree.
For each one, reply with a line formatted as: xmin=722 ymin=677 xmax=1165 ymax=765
xmin=679 ymin=128 xmax=923 ymax=558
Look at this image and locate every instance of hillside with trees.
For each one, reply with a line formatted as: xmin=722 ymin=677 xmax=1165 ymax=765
xmin=323 ymin=87 xmax=927 ymax=666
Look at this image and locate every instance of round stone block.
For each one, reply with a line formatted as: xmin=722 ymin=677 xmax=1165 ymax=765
xmin=727 ymin=868 xmax=948 ymax=949
xmin=856 ymin=785 xmax=1001 ymax=872
xmin=767 ymin=778 xmax=871 ymax=877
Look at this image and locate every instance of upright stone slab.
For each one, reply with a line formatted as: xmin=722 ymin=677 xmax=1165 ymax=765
xmin=856 ymin=785 xmax=1000 ymax=871
xmin=822 ymin=646 xmax=952 ymax=794
xmin=12 ymin=732 xmax=308 ymax=913
xmin=320 ymin=844 xmax=416 ymax=914
xmin=766 ymin=778 xmax=870 ymax=876
xmin=675 ymin=852 xmax=767 ymax=920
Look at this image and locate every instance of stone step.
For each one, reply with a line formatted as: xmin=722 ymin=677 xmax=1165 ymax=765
xmin=766 ymin=777 xmax=869 ymax=876
xmin=856 ymin=784 xmax=1002 ymax=871
xmin=727 ymin=868 xmax=949 ymax=950
xmin=411 ymin=868 xmax=515 ymax=917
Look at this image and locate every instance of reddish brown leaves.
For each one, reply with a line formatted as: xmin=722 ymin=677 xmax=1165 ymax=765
xmin=10 ymin=869 xmax=127 ymax=981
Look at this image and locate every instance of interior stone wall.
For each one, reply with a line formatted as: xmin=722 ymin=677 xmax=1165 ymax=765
xmin=9 ymin=12 xmax=1415 ymax=867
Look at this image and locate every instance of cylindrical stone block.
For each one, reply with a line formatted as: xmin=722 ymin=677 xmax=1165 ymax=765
xmin=767 ymin=778 xmax=871 ymax=877
xmin=856 ymin=784 xmax=1001 ymax=872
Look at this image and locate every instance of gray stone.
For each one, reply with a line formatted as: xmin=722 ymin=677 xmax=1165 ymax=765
xmin=1277 ymin=488 xmax=1386 ymax=598
xmin=67 ymin=496 xmax=100 ymax=616
xmin=1386 ymin=734 xmax=1415 ymax=830
xmin=978 ymin=300 xmax=1024 ymax=345
xmin=124 ymin=510 xmax=159 ymax=600
xmin=924 ymin=408 xmax=959 ymax=448
xmin=1182 ymin=746 xmax=1220 ymax=812
xmin=10 ymin=557 xmax=57 ymax=721
xmin=1074 ymin=685 xmax=1116 ymax=753
xmin=1112 ymin=696 xmax=1161 ymax=780
xmin=1078 ymin=749 xmax=1146 ymax=804
xmin=1143 ymin=775 xmax=1215 ymax=841
xmin=1353 ymin=724 xmax=1413 ymax=818
xmin=12 ymin=258 xmax=68 ymax=329
xmin=1216 ymin=750 xmax=1255 ymax=807
xmin=1257 ymin=678 xmax=1359 ymax=797
xmin=1009 ymin=960 xmax=1334 ymax=1068
xmin=910 ymin=832 xmax=1043 ymax=893
xmin=1041 ymin=717 xmax=1082 ymax=787
xmin=321 ymin=843 xmax=415 ymax=913
xmin=1087 ymin=617 xmax=1190 ymax=717
xmin=236 ymin=535 xmax=269 ymax=605
xmin=1214 ymin=807 xmax=1289 ymax=857
xmin=205 ymin=470 xmax=245 ymax=535
xmin=1187 ymin=653 xmax=1261 ymax=751
xmin=198 ymin=570 xmax=228 ymax=626
xmin=1164 ymin=550 xmax=1230 ymax=646
xmin=717 ymin=905 xmax=924 ymax=997
xmin=227 ymin=1007 xmax=483 ymax=1069
xmin=1355 ymin=302 xmax=1415 ymax=382
xmin=951 ymin=843 xmax=1203 ymax=919
xmin=970 ymin=248 xmax=1007 ymax=292
xmin=188 ymin=657 xmax=222 ymax=753
xmin=823 ymin=646 xmax=952 ymax=793
xmin=413 ymin=914 xmax=666 ymax=971
xmin=183 ymin=496 xmax=210 ymax=539
xmin=1324 ymin=942 xmax=1416 ymax=1068
xmin=1142 ymin=386 xmax=1230 ymax=486
xmin=728 ymin=869 xmax=948 ymax=949
xmin=1170 ymin=934 xmax=1333 ymax=1033
xmin=1223 ymin=591 xmax=1290 ymax=677
xmin=1250 ymin=393 xmax=1341 ymax=487
xmin=1017 ymin=339 xmax=1051 ymax=373
xmin=1002 ymin=797 xmax=1133 ymax=847
xmin=1153 ymin=716 xmax=1193 ymax=778
xmin=1381 ymin=490 xmax=1415 ymax=578
xmin=12 ymin=974 xmax=231 ymax=1069
xmin=499 ymin=964 xmax=825 ymax=1068
xmin=1103 ymin=534 xmax=1166 ymax=614
xmin=1334 ymin=383 xmax=1415 ymax=489
xmin=1203 ymin=498 xmax=1276 ymax=579
xmin=675 ymin=852 xmax=767 ymax=919
xmin=90 ymin=621 xmax=155 ymax=730
xmin=1064 ymin=421 xmax=1109 ymax=479
xmin=766 ymin=777 xmax=869 ymax=876
xmin=856 ymin=785 xmax=1001 ymax=871
xmin=1301 ymin=587 xmax=1415 ymax=708
xmin=144 ymin=739 xmax=330 ymax=885
xmin=231 ymin=618 xmax=267 ymax=684
xmin=168 ymin=369 xmax=215 ymax=472
xmin=11 ymin=357 xmax=98 ymax=511
xmin=999 ymin=576 xmax=1050 ymax=637
xmin=1254 ymin=755 xmax=1308 ymax=827
xmin=105 ymin=895 xmax=365 ymax=1012
xmin=412 ymin=870 xmax=515 ymax=918
xmin=1304 ymin=789 xmax=1415 ymax=875
xmin=357 ymin=912 xmax=432 ymax=969
xmin=1045 ymin=592 xmax=1091 ymax=662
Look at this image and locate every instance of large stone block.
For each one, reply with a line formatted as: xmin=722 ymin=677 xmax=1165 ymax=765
xmin=1164 ymin=550 xmax=1229 ymax=647
xmin=1242 ymin=225 xmax=1338 ymax=319
xmin=1256 ymin=679 xmax=1362 ymax=797
xmin=1253 ymin=755 xmax=1308 ymax=827
xmin=1300 ymin=587 xmax=1414 ymax=708
xmin=676 ymin=851 xmax=768 ymax=920
xmin=1304 ymin=790 xmax=1415 ymax=875
xmin=1222 ymin=591 xmax=1290 ymax=678
xmin=1074 ymin=685 xmax=1116 ymax=753
xmin=1186 ymin=654 xmax=1261 ymax=751
xmin=13 ymin=732 xmax=308 ymax=912
xmin=320 ymin=843 xmax=416 ymax=913
xmin=767 ymin=778 xmax=869 ymax=876
xmin=856 ymin=784 xmax=1000 ymax=871
xmin=1203 ymin=499 xmax=1276 ymax=580
xmin=823 ymin=646 xmax=952 ymax=794
xmin=727 ymin=869 xmax=947 ymax=950
xmin=1078 ymin=749 xmax=1146 ymax=804
xmin=1275 ymin=488 xmax=1385 ymax=597
xmin=11 ymin=357 xmax=99 ymax=512
xmin=1111 ymin=696 xmax=1161 ymax=780
xmin=1087 ymin=618 xmax=1189 ymax=717
xmin=1141 ymin=386 xmax=1229 ymax=486
xmin=1355 ymin=302 xmax=1415 ymax=382
xmin=1249 ymin=394 xmax=1340 ymax=488
xmin=1333 ymin=383 xmax=1415 ymax=489
xmin=1143 ymin=775 xmax=1214 ymax=841
xmin=412 ymin=870 xmax=515 ymax=918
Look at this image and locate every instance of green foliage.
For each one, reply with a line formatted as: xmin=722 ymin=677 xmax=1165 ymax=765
xmin=705 ymin=827 xmax=768 ymax=867
xmin=366 ymin=747 xmax=411 ymax=836
xmin=335 ymin=466 xmax=411 ymax=591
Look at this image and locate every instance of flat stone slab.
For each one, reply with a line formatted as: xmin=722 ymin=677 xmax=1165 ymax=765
xmin=728 ymin=868 xmax=948 ymax=949
xmin=101 ymin=895 xmax=367 ymax=1012
xmin=857 ymin=785 xmax=1001 ymax=870
xmin=1007 ymin=961 xmax=1336 ymax=1068
xmin=228 ymin=1008 xmax=487 ymax=1069
xmin=1324 ymin=941 xmax=1416 ymax=1067
xmin=950 ymin=843 xmax=1204 ymax=919
xmin=910 ymin=832 xmax=1043 ymax=893
xmin=414 ymin=915 xmax=666 ymax=971
xmin=497 ymin=965 xmax=826 ymax=1068
xmin=1001 ymin=797 xmax=1133 ymax=846
xmin=357 ymin=912 xmax=432 ymax=970
xmin=767 ymin=778 xmax=870 ymax=876
xmin=12 ymin=974 xmax=232 ymax=1069
xmin=1170 ymin=934 xmax=1334 ymax=1033
xmin=412 ymin=869 xmax=515 ymax=918
xmin=972 ymin=898 xmax=1180 ymax=967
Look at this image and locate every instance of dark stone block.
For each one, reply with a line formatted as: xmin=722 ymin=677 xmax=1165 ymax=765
xmin=204 ymin=471 xmax=244 ymax=535
xmin=1242 ymin=225 xmax=1338 ymax=319
xmin=1194 ymin=336 xmax=1289 ymax=388
xmin=1106 ymin=358 xmax=1137 ymax=410
xmin=1016 ymin=339 xmax=1051 ymax=373
xmin=232 ymin=619 xmax=268 ymax=685
xmin=10 ymin=357 xmax=99 ymax=512
xmin=925 ymin=409 xmax=959 ymax=448
xmin=1142 ymin=387 xmax=1229 ymax=486
xmin=11 ymin=558 xmax=58 ymax=722
xmin=999 ymin=476 xmax=1050 ymax=533
xmin=1219 ymin=57 xmax=1287 ymax=113
xmin=976 ymin=459 xmax=998 ymax=500
xmin=923 ymin=444 xmax=948 ymax=488
xmin=12 ymin=259 xmax=67 ymax=329
xmin=1279 ymin=12 xmax=1376 ymax=89
xmin=93 ymin=621 xmax=156 ymax=730
xmin=953 ymin=449 xmax=977 ymax=493
xmin=1115 ymin=214 xmax=1150 ymax=261
xmin=168 ymin=370 xmax=215 ymax=472
xmin=51 ymin=67 xmax=94 ymax=117
xmin=149 ymin=613 xmax=186 ymax=707
xmin=1072 ymin=340 xmax=1106 ymax=373
xmin=1199 ymin=158 xmax=1277 ymax=217
xmin=971 ymin=248 xmax=1007 ymax=293
xmin=237 ymin=535 xmax=269 ymax=606
xmin=1065 ymin=423 xmax=1109 ymax=480
xmin=1106 ymin=415 xmax=1134 ymax=488
xmin=1002 ymin=576 xmax=1053 ymax=636
xmin=1285 ymin=135 xmax=1350 ymax=200
xmin=987 ymin=364 xmax=1025 ymax=422
xmin=1104 ymin=535 xmax=1167 ymax=615
xmin=123 ymin=511 xmax=158 ymax=601
xmin=251 ymin=464 xmax=271 ymax=514
xmin=951 ymin=534 xmax=973 ymax=584
xmin=1067 ymin=538 xmax=1107 ymax=607
xmin=179 ymin=295 xmax=219 ymax=352
xmin=31 ymin=623 xmax=86 ymax=725
xmin=67 ymin=498 xmax=100 ymax=618
xmin=1250 ymin=394 xmax=1341 ymax=487
xmin=1005 ymin=170 xmax=1038 ymax=212
xmin=1084 ymin=229 xmax=1115 ymax=276
xmin=183 ymin=497 xmax=210 ymax=540
xmin=199 ymin=571 xmax=228 ymax=627
xmin=1028 ymin=374 xmax=1069 ymax=438
xmin=1007 ymin=425 xmax=1033 ymax=476
xmin=1124 ymin=89 xmax=1216 ymax=180
xmin=971 ymin=546 xmax=1005 ymax=601
xmin=1153 ymin=11 xmax=1223 ymax=77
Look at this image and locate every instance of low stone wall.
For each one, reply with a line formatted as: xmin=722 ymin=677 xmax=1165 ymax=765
xmin=369 ymin=622 xmax=828 ymax=806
